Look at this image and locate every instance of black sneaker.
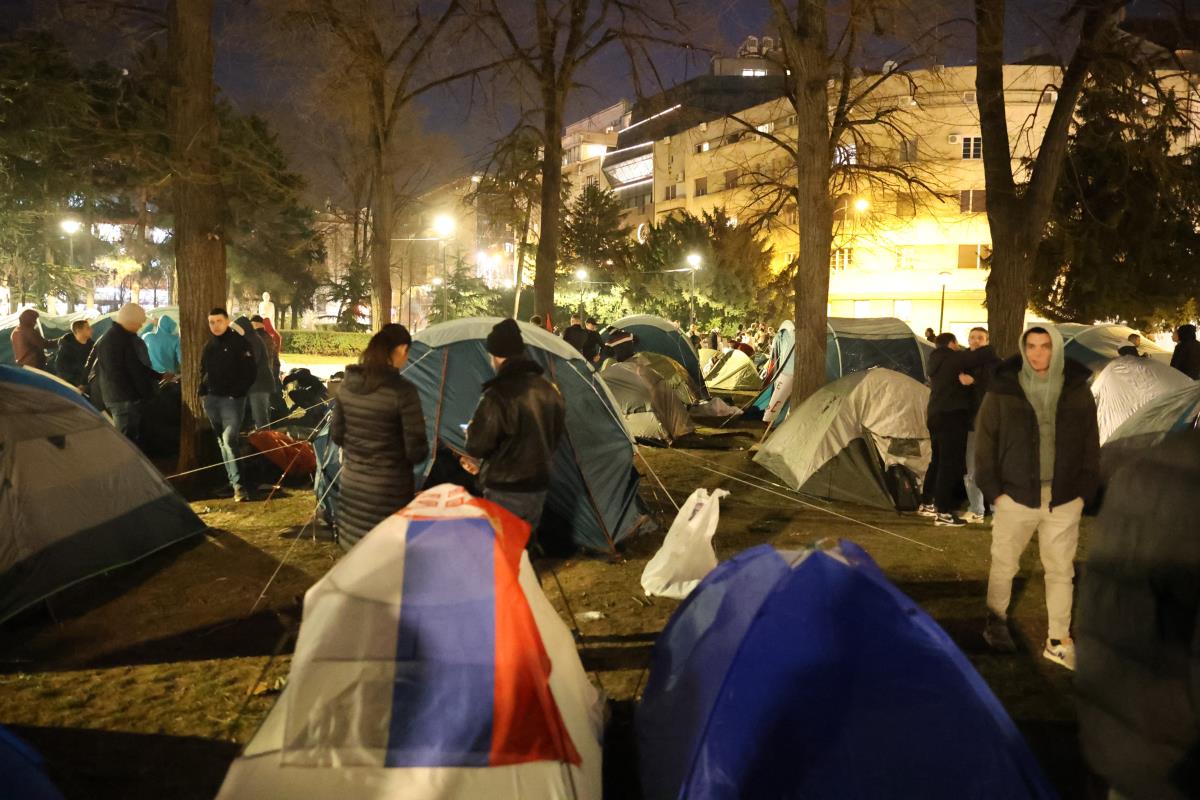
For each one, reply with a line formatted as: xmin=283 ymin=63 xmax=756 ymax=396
xmin=934 ymin=512 xmax=966 ymax=527
xmin=983 ymin=616 xmax=1018 ymax=653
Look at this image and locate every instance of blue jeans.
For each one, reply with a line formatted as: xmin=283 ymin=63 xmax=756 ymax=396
xmin=248 ymin=392 xmax=271 ymax=429
xmin=484 ymin=488 xmax=548 ymax=538
xmin=108 ymin=400 xmax=143 ymax=445
xmin=203 ymin=395 xmax=246 ymax=492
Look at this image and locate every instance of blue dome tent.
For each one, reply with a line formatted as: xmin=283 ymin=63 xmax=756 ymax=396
xmin=608 ymin=314 xmax=708 ymax=399
xmin=1101 ymin=382 xmax=1200 ymax=477
xmin=316 ymin=318 xmax=647 ymax=554
xmin=0 ymin=726 xmax=64 ymax=800
xmin=0 ymin=366 xmax=205 ymax=623
xmin=638 ymin=540 xmax=1055 ymax=800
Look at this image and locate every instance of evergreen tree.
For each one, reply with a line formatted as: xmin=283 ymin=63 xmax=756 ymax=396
xmin=561 ymin=184 xmax=630 ymax=280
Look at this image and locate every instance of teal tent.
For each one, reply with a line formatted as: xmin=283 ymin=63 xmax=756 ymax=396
xmin=0 ymin=365 xmax=205 ymax=622
xmin=1053 ymin=323 xmax=1170 ymax=374
xmin=609 ymin=315 xmax=708 ymax=399
xmin=1101 ymin=382 xmax=1200 ymax=477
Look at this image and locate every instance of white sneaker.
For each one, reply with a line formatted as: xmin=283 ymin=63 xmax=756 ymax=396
xmin=934 ymin=512 xmax=966 ymax=527
xmin=916 ymin=503 xmax=937 ymax=518
xmin=962 ymin=512 xmax=986 ymax=524
xmin=1043 ymin=637 xmax=1076 ymax=671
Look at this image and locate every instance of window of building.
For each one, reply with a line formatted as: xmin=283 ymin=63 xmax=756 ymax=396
xmin=724 ymin=169 xmax=739 ymax=191
xmin=899 ymin=137 xmax=919 ymax=162
xmin=897 ymin=246 xmax=917 ymax=270
xmin=756 ymin=122 xmax=774 ymax=136
xmin=961 ymin=136 xmax=983 ymax=159
xmin=585 ymin=175 xmax=598 ymax=187
xmin=958 ymin=243 xmax=992 ymax=269
xmin=959 ymin=189 xmax=987 ymax=213
xmin=742 ymin=68 xmax=767 ymax=77
xmin=694 ymin=140 xmax=710 ymax=154
xmin=894 ymin=299 xmax=913 ymax=320
xmin=895 ymin=193 xmax=917 ymax=218
xmin=830 ymin=247 xmax=854 ymax=270
xmin=783 ymin=205 xmax=798 ymax=225
xmin=695 ymin=176 xmax=708 ymax=197
xmin=854 ymin=300 xmax=872 ymax=317
xmin=664 ymin=184 xmax=677 ymax=201
xmin=832 ymin=193 xmax=851 ymax=222
xmin=834 ymin=143 xmax=857 ymax=166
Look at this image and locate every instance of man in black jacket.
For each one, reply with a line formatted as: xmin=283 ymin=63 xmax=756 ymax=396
xmin=975 ymin=326 xmax=1100 ymax=670
xmin=90 ymin=303 xmax=164 ymax=443
xmin=462 ymin=318 xmax=566 ymax=538
xmin=960 ymin=327 xmax=1001 ymax=523
xmin=201 ymin=307 xmax=258 ymax=501
xmin=53 ymin=319 xmax=94 ymax=390
xmin=583 ymin=318 xmax=604 ymax=364
xmin=1169 ymin=323 xmax=1200 ymax=379
xmin=235 ymin=315 xmax=274 ymax=429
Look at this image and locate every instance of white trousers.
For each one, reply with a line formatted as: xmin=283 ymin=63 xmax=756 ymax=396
xmin=985 ymin=484 xmax=1083 ymax=641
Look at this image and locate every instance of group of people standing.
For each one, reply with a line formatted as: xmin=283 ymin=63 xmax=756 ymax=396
xmin=331 ymin=318 xmax=565 ymax=551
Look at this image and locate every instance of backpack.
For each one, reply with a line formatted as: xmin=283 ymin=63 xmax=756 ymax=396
xmin=884 ymin=464 xmax=921 ymax=511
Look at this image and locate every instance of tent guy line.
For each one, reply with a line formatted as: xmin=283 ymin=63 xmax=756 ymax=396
xmin=669 ymin=449 xmax=945 ymax=553
xmin=636 ymin=448 xmax=681 ymax=512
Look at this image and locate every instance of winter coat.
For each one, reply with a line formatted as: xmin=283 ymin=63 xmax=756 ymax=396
xmin=11 ymin=310 xmax=51 ymax=369
xmin=466 ymin=358 xmax=566 ymax=493
xmin=200 ymin=329 xmax=256 ymax=398
xmin=1076 ymin=432 xmax=1200 ymax=800
xmin=1170 ymin=326 xmax=1200 ymax=379
xmin=255 ymin=329 xmax=280 ymax=387
xmin=973 ymin=355 xmax=1100 ymax=509
xmin=329 ymin=365 xmax=428 ymax=549
xmin=966 ymin=344 xmax=1002 ymax=429
xmin=583 ymin=329 xmax=603 ymax=362
xmin=562 ymin=324 xmax=588 ymax=355
xmin=141 ymin=315 xmax=181 ymax=374
xmin=927 ymin=345 xmax=997 ymax=426
xmin=53 ymin=332 xmax=93 ymax=387
xmin=90 ymin=324 xmax=160 ymax=405
xmin=234 ymin=316 xmax=274 ymax=395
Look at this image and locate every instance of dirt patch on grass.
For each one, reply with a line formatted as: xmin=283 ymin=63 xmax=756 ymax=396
xmin=0 ymin=425 xmax=1100 ymax=798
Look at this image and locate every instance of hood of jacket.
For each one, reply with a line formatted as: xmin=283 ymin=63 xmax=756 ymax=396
xmin=482 ymin=357 xmax=544 ymax=389
xmin=154 ymin=315 xmax=178 ymax=336
xmin=1019 ymin=325 xmax=1066 ymax=416
xmin=233 ymin=316 xmax=253 ymax=337
xmin=17 ymin=309 xmax=38 ymax=328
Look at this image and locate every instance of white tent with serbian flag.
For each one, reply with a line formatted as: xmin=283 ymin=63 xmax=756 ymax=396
xmin=217 ymin=484 xmax=603 ymax=799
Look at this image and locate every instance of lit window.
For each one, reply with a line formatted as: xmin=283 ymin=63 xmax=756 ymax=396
xmin=897 ymin=246 xmax=916 ymax=270
xmin=742 ymin=68 xmax=767 ymax=77
xmin=830 ymin=247 xmax=854 ymax=270
xmin=834 ymin=144 xmax=857 ymax=165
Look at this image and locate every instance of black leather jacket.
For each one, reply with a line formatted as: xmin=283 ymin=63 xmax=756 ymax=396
xmin=466 ymin=358 xmax=566 ymax=492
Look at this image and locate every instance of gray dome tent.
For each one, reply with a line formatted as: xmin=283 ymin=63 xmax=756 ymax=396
xmin=601 ymin=360 xmax=695 ymax=444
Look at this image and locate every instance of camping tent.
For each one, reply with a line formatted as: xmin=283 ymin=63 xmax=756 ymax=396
xmin=749 ymin=317 xmax=926 ymax=426
xmin=0 ymin=366 xmax=205 ymax=623
xmin=608 ymin=315 xmax=708 ymax=399
xmin=630 ymin=351 xmax=701 ymax=406
xmin=765 ymin=319 xmax=795 ymax=380
xmin=1101 ymin=382 xmax=1200 ymax=476
xmin=637 ymin=540 xmax=1056 ymax=800
xmin=218 ymin=484 xmax=603 ymax=800
xmin=1091 ymin=355 xmax=1193 ymax=444
xmin=0 ymin=726 xmax=64 ymax=800
xmin=703 ymin=349 xmax=762 ymax=392
xmin=1054 ymin=323 xmax=1170 ymax=373
xmin=754 ymin=368 xmax=930 ymax=509
xmin=364 ymin=317 xmax=644 ymax=554
xmin=600 ymin=360 xmax=694 ymax=444
xmin=1 ymin=306 xmax=179 ymax=366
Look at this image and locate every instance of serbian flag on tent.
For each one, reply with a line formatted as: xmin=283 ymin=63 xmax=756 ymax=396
xmin=218 ymin=484 xmax=602 ymax=800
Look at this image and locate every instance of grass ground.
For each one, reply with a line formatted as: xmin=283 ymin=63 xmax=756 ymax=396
xmin=0 ymin=421 xmax=1102 ymax=798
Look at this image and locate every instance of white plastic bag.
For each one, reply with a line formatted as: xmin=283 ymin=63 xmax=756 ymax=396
xmin=640 ymin=488 xmax=730 ymax=599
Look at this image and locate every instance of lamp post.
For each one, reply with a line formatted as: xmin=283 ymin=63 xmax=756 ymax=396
xmin=937 ymin=271 xmax=952 ymax=333
xmin=432 ymin=214 xmax=455 ymax=319
xmin=60 ymin=218 xmax=81 ymax=266
xmin=575 ymin=268 xmax=588 ymax=316
xmin=686 ymin=252 xmax=702 ymax=332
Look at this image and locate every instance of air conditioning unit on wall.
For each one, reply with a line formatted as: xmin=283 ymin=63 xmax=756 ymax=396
xmin=947 ymin=133 xmax=960 ymax=144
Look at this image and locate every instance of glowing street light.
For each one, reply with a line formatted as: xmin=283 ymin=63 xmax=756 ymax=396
xmin=686 ymin=253 xmax=702 ymax=331
xmin=575 ymin=268 xmax=588 ymax=316
xmin=431 ymin=214 xmax=455 ymax=318
xmin=853 ymin=197 xmax=870 ymax=213
xmin=60 ymin=219 xmax=82 ymax=271
xmin=431 ymin=276 xmax=444 ymax=287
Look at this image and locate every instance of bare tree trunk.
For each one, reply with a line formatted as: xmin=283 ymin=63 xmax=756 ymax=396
xmin=369 ymin=177 xmax=393 ymax=329
xmin=533 ymin=97 xmax=564 ymax=326
xmin=514 ymin=198 xmax=534 ymax=319
xmin=169 ymin=0 xmax=226 ymax=470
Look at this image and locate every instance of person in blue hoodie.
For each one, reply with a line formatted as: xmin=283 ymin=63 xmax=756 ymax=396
xmin=141 ymin=315 xmax=182 ymax=374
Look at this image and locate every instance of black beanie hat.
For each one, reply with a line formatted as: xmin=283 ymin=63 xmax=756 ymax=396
xmin=486 ymin=318 xmax=525 ymax=358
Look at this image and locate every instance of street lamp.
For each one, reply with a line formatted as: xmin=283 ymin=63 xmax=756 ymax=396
xmin=60 ymin=218 xmax=82 ymax=267
xmin=937 ymin=271 xmax=952 ymax=333
xmin=432 ymin=214 xmax=455 ymax=319
xmin=575 ymin=268 xmax=588 ymax=316
xmin=853 ymin=198 xmax=870 ymax=213
xmin=686 ymin=253 xmax=702 ymax=332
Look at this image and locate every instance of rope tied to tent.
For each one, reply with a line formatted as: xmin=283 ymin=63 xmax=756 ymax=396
xmin=635 ymin=447 xmax=679 ymax=512
xmin=668 ymin=448 xmax=945 ymax=553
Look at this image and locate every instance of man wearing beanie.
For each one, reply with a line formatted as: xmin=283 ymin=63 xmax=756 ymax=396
xmin=462 ymin=318 xmax=566 ymax=540
xmin=89 ymin=303 xmax=166 ymax=444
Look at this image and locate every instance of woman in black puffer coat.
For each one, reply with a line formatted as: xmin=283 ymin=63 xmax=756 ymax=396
xmin=330 ymin=324 xmax=429 ymax=550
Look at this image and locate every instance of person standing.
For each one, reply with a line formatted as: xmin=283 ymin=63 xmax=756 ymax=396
xmin=918 ymin=332 xmax=975 ymax=527
xmin=975 ymin=326 xmax=1100 ymax=669
xmin=53 ymin=320 xmax=94 ymax=390
xmin=235 ymin=315 xmax=275 ymax=429
xmin=583 ymin=318 xmax=604 ymax=364
xmin=200 ymin=308 xmax=257 ymax=502
xmin=91 ymin=303 xmax=164 ymax=443
xmin=329 ymin=324 xmax=428 ymax=551
xmin=141 ymin=315 xmax=181 ymax=375
xmin=961 ymin=327 xmax=1001 ymax=523
xmin=251 ymin=315 xmax=280 ymax=385
xmin=562 ymin=313 xmax=588 ymax=355
xmin=461 ymin=318 xmax=565 ymax=539
xmin=10 ymin=309 xmax=55 ymax=369
xmin=1169 ymin=323 xmax=1200 ymax=379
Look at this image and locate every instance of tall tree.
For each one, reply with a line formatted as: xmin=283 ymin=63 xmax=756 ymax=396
xmin=168 ymin=0 xmax=226 ymax=469
xmin=473 ymin=0 xmax=684 ymax=325
xmin=974 ymin=0 xmax=1125 ymax=355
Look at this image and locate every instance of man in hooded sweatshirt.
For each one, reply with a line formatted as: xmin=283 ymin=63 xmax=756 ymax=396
xmin=141 ymin=315 xmax=182 ymax=374
xmin=1169 ymin=323 xmax=1200 ymax=379
xmin=460 ymin=318 xmax=566 ymax=538
xmin=234 ymin=314 xmax=275 ymax=429
xmin=974 ymin=325 xmax=1100 ymax=670
xmin=10 ymin=308 xmax=55 ymax=369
